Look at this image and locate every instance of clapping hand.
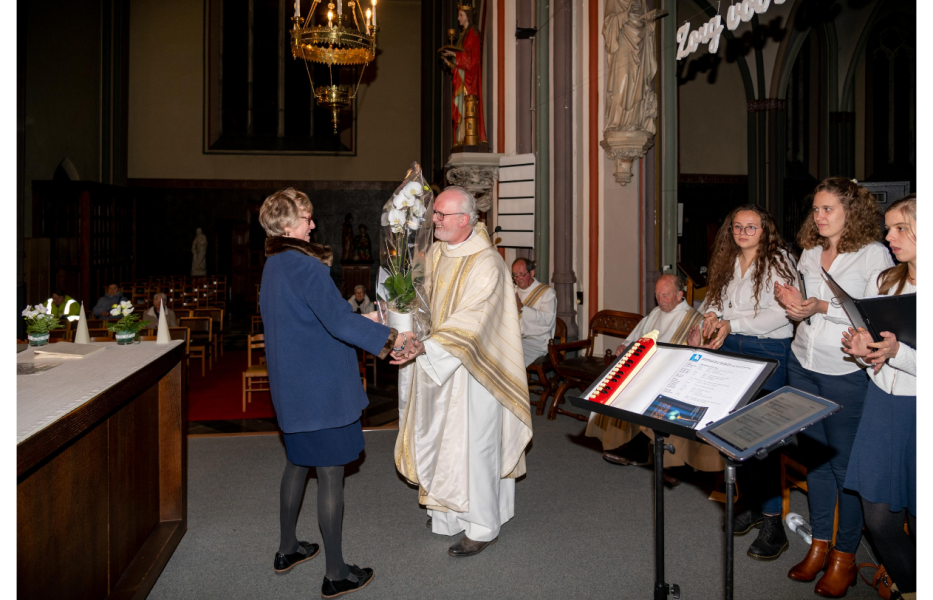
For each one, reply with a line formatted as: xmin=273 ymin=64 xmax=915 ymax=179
xmin=701 ymin=311 xmax=720 ymax=339
xmin=865 ymin=332 xmax=900 ymax=373
xmin=774 ymin=282 xmax=802 ymax=308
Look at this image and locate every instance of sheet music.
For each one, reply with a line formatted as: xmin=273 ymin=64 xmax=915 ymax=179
xmin=607 ymin=348 xmax=766 ymax=426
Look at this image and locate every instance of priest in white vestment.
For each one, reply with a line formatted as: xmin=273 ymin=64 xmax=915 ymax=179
xmin=392 ymin=187 xmax=532 ymax=557
xmin=585 ymin=274 xmax=723 ymax=473
xmin=512 ymin=258 xmax=558 ymax=367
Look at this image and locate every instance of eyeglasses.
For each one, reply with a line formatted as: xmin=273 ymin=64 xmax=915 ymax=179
xmin=433 ymin=210 xmax=466 ymax=221
xmin=731 ymin=224 xmax=759 ymax=235
xmin=297 ymin=216 xmax=313 ymax=227
xmin=511 ymin=272 xmax=529 ymax=280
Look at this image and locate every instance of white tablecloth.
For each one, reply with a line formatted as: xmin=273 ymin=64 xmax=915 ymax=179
xmin=17 ymin=340 xmax=184 ymax=444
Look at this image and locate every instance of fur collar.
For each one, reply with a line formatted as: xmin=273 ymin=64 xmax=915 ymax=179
xmin=265 ymin=236 xmax=334 ymax=267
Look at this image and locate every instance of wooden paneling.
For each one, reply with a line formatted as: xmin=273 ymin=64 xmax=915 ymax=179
xmin=18 ymin=423 xmax=110 ymax=600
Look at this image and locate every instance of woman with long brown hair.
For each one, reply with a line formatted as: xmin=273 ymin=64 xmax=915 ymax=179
xmin=694 ymin=204 xmax=797 ymax=561
xmin=842 ymin=194 xmax=916 ymax=596
xmin=775 ymin=178 xmax=893 ymax=597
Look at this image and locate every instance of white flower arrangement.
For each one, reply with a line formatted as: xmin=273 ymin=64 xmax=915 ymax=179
xmin=108 ymin=300 xmax=147 ymax=335
xmin=22 ymin=304 xmax=63 ymax=335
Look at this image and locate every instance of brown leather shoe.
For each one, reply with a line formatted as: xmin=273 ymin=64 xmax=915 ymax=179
xmin=814 ymin=549 xmax=857 ymax=597
xmin=447 ymin=535 xmax=497 ymax=557
xmin=788 ymin=539 xmax=832 ymax=582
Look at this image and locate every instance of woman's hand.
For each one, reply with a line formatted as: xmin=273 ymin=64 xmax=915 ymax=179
xmin=865 ymin=332 xmax=900 ymax=373
xmin=841 ymin=327 xmax=872 ymax=358
xmin=774 ymin=282 xmax=802 ymax=308
xmin=707 ymin=319 xmax=731 ymax=349
xmin=389 ymin=334 xmax=424 ymax=365
xmin=687 ymin=325 xmax=702 ymax=348
xmin=785 ymin=297 xmax=826 ymax=321
xmin=701 ymin=312 xmax=720 ymax=339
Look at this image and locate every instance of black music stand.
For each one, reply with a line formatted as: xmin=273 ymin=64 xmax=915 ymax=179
xmin=569 ymin=342 xmax=778 ymax=600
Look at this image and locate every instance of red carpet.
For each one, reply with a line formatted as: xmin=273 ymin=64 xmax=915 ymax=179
xmin=187 ymin=350 xmax=278 ymax=421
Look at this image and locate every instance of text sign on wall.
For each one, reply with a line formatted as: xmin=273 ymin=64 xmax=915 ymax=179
xmin=676 ymin=0 xmax=786 ymax=61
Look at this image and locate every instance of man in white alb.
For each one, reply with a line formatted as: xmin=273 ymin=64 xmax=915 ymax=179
xmin=512 ymin=258 xmax=557 ymax=367
xmin=391 ymin=186 xmax=532 ymax=557
xmin=585 ymin=274 xmax=722 ymax=476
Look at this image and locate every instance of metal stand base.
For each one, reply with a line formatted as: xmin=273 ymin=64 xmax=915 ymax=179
xmin=654 ymin=433 xmax=681 ymax=600
xmin=724 ymin=458 xmax=738 ymax=600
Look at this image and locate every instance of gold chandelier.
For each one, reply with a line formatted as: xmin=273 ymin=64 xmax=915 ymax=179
xmin=291 ymin=0 xmax=380 ymax=133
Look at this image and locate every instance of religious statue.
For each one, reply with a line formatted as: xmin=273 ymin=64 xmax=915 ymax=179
xmin=353 ymin=224 xmax=373 ymax=262
xmin=191 ymin=227 xmax=207 ymax=276
xmin=440 ymin=3 xmax=486 ymax=147
xmin=600 ymin=0 xmax=662 ymax=185
xmin=342 ymin=213 xmax=355 ymax=262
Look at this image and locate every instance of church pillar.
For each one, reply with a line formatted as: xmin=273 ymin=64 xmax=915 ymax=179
xmin=515 ymin=0 xmax=533 ymax=155
xmin=534 ymin=0 xmax=550 ymax=284
xmin=551 ymin=0 xmax=577 ymax=337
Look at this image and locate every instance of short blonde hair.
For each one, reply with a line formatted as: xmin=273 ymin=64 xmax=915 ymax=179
xmin=259 ymin=188 xmax=313 ymax=237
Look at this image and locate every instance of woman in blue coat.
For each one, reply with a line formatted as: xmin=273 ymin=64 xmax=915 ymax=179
xmin=259 ymin=188 xmax=412 ymax=598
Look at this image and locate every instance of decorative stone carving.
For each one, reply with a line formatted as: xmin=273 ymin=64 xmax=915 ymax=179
xmin=444 ymin=152 xmax=503 ymax=213
xmin=602 ymin=0 xmax=660 ymax=187
xmin=600 ymin=130 xmax=655 ymax=185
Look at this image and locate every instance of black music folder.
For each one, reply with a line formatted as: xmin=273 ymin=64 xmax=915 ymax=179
xmin=821 ymin=267 xmax=916 ymax=348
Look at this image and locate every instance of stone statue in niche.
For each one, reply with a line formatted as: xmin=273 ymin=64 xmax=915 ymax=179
xmin=353 ymin=224 xmax=373 ymax=262
xmin=342 ymin=213 xmax=356 ymax=262
xmin=440 ymin=3 xmax=486 ymax=147
xmin=601 ymin=0 xmax=662 ymax=185
xmin=191 ymin=227 xmax=208 ymax=276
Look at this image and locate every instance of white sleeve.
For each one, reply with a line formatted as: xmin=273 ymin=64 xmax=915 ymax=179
xmin=416 ymin=339 xmax=463 ymax=386
xmin=888 ymin=342 xmax=916 ymax=377
xmin=825 ymin=245 xmax=894 ymax=325
xmin=521 ymin=288 xmax=557 ymax=337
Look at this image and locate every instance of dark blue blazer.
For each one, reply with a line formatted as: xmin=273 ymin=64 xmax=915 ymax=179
xmin=260 ymin=237 xmax=392 ymax=433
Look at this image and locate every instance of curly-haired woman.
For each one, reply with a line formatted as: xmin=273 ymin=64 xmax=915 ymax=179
xmin=774 ymin=178 xmax=893 ymax=597
xmin=842 ymin=194 xmax=916 ymax=596
xmin=693 ymin=204 xmax=797 ymax=561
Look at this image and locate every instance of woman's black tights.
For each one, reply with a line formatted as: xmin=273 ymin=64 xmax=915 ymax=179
xmin=279 ymin=459 xmax=350 ymax=581
xmin=862 ymin=499 xmax=915 ymax=593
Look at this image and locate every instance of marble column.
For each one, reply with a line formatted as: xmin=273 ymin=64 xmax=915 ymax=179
xmin=552 ymin=0 xmax=577 ymax=337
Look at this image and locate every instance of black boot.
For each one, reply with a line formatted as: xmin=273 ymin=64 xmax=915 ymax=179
xmin=731 ymin=506 xmax=764 ymax=536
xmin=602 ymin=433 xmax=651 ymax=466
xmin=746 ymin=515 xmax=788 ymax=560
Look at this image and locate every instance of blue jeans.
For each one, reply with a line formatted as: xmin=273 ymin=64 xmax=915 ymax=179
xmin=721 ymin=335 xmax=791 ymax=515
xmin=787 ymin=352 xmax=869 ymax=553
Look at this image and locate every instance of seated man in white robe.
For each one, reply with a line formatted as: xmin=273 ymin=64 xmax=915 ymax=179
xmin=347 ymin=284 xmax=375 ymax=314
xmin=512 ymin=258 xmax=557 ymax=367
xmin=392 ymin=186 xmax=532 ymax=558
xmin=585 ymin=274 xmax=722 ymax=481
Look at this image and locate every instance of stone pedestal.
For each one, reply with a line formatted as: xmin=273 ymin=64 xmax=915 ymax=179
xmin=600 ymin=129 xmax=655 ymax=186
xmin=444 ymin=152 xmax=503 ymax=212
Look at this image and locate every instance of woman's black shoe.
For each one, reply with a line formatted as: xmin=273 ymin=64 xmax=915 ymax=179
xmin=274 ymin=541 xmax=320 ymax=573
xmin=321 ymin=565 xmax=375 ymax=598
xmin=746 ymin=515 xmax=788 ymax=561
xmin=732 ymin=507 xmax=764 ymax=536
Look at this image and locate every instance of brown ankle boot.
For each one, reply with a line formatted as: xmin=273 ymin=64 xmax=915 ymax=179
xmin=788 ymin=539 xmax=832 ymax=582
xmin=814 ymin=549 xmax=857 ymax=597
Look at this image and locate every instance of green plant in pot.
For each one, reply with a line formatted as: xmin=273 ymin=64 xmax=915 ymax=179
xmin=108 ymin=300 xmax=147 ymax=344
xmin=22 ymin=304 xmax=63 ymax=346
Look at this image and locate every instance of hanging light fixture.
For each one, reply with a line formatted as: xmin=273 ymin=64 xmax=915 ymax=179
xmin=291 ymin=0 xmax=380 ymax=133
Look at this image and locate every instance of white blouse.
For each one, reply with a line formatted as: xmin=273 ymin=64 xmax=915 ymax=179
xmin=702 ymin=251 xmax=796 ymax=340
xmin=791 ymin=242 xmax=894 ymax=375
xmin=857 ymin=277 xmax=916 ymax=396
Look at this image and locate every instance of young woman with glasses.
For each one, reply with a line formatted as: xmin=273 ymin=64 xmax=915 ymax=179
xmin=774 ymin=177 xmax=893 ymax=597
xmin=692 ymin=203 xmax=798 ymax=561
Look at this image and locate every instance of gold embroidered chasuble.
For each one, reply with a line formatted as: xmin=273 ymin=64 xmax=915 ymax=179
xmin=395 ymin=224 xmax=533 ymax=513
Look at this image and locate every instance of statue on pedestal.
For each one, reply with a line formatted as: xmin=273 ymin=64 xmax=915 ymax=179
xmin=191 ymin=228 xmax=207 ymax=276
xmin=341 ymin=213 xmax=356 ymax=262
xmin=440 ymin=4 xmax=486 ymax=148
xmin=601 ymin=0 xmax=662 ymax=186
xmin=353 ymin=224 xmax=373 ymax=263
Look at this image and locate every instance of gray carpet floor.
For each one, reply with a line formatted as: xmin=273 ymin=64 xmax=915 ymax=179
xmin=150 ymin=414 xmax=882 ymax=599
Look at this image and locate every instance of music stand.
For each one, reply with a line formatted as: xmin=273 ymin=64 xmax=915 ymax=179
xmin=569 ymin=342 xmax=778 ymax=600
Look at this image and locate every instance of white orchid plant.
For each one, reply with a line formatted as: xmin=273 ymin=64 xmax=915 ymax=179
xmin=107 ymin=300 xmax=148 ymax=334
xmin=21 ymin=304 xmax=63 ymax=335
xmin=378 ymin=163 xmax=434 ymax=334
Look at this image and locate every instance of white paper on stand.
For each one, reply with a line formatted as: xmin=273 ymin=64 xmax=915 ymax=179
xmin=74 ymin=302 xmax=90 ymax=344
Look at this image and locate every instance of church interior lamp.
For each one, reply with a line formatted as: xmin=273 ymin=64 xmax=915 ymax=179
xmin=291 ymin=0 xmax=380 ymax=133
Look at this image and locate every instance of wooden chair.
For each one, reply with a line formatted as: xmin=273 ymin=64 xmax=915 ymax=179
xmin=49 ymin=329 xmax=69 ymax=342
xmin=139 ymin=336 xmax=159 ymax=341
xmin=90 ymin=337 xmax=112 ymax=343
xmin=526 ymin=317 xmax=567 ymax=416
xmin=87 ymin=328 xmax=112 ymax=339
xmin=168 ymin=327 xmax=190 ymax=358
xmin=243 ymin=334 xmax=270 ymax=411
xmin=174 ymin=308 xmax=192 ymax=319
xmin=86 ymin=319 xmax=104 ymax=330
xmin=179 ymin=317 xmax=212 ymax=376
xmin=546 ymin=310 xmax=643 ymax=421
xmin=194 ymin=307 xmax=224 ymax=358
xmin=781 ymin=453 xmax=839 ymax=545
xmin=360 ymin=349 xmax=377 ymax=387
xmin=251 ymin=315 xmax=263 ymax=335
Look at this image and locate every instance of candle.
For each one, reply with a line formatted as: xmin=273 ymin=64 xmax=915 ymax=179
xmin=365 ymin=7 xmax=371 ymax=28
xmin=337 ymin=0 xmax=342 ymax=15
xmin=328 ymin=10 xmax=333 ymax=27
xmin=371 ymin=0 xmax=377 ymax=27
xmin=294 ymin=0 xmax=299 ymax=17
